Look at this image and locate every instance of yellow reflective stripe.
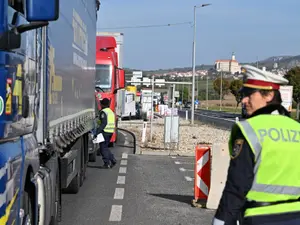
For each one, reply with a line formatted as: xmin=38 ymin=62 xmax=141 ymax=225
xmin=0 ymin=190 xmax=18 ymax=225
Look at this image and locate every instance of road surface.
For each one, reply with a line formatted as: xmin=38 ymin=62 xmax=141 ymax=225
xmin=59 ymin=131 xmax=215 ymax=225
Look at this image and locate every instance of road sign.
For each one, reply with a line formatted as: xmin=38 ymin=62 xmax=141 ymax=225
xmin=133 ymin=71 xmax=142 ymax=78
xmin=155 ymin=79 xmax=165 ymax=87
xmin=195 ymin=100 xmax=199 ymax=105
xmin=174 ymin=91 xmax=180 ymax=98
xmin=143 ymin=77 xmax=151 ymax=87
xmin=130 ymin=77 xmax=141 ymax=86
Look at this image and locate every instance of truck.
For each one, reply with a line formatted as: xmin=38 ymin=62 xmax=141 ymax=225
xmin=0 ymin=0 xmax=102 ymax=224
xmin=96 ymin=32 xmax=124 ymax=119
xmin=96 ymin=32 xmax=124 ymax=68
xmin=95 ymin=35 xmax=125 ymax=146
xmin=119 ymin=90 xmax=136 ymax=120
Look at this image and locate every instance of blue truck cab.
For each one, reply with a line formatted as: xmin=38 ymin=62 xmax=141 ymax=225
xmin=0 ymin=0 xmax=100 ymax=224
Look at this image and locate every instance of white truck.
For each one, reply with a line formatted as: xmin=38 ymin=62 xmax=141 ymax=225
xmin=119 ymin=90 xmax=136 ymax=120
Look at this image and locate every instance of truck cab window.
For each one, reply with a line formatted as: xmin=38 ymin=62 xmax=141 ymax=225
xmin=8 ymin=0 xmax=24 ymax=14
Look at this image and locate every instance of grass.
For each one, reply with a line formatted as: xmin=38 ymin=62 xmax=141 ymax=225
xmin=198 ymin=105 xmax=298 ymax=120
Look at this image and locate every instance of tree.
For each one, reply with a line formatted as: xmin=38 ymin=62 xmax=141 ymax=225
xmin=179 ymin=86 xmax=189 ymax=102
xmin=213 ymin=77 xmax=230 ymax=99
xmin=284 ymin=67 xmax=300 ymax=120
xmin=229 ymin=79 xmax=243 ymax=107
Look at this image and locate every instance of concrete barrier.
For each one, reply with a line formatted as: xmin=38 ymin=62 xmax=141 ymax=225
xmin=206 ymin=142 xmax=230 ymax=209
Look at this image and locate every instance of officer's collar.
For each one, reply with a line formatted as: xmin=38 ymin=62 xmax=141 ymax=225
xmin=248 ymin=104 xmax=290 ymax=118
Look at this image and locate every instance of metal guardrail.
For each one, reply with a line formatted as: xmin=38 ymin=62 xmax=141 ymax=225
xmin=178 ymin=109 xmax=240 ymax=130
xmin=117 ymin=128 xmax=137 ymax=154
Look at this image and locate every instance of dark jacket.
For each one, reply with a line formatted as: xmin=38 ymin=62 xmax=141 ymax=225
xmin=96 ymin=109 xmax=107 ymax=135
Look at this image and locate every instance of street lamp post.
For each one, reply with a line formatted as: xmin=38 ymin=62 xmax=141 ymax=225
xmin=191 ymin=3 xmax=211 ymax=124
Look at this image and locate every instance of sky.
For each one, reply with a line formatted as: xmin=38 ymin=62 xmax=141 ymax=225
xmin=97 ymin=0 xmax=300 ymax=70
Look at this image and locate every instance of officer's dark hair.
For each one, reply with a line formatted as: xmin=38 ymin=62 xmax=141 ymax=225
xmin=259 ymin=90 xmax=282 ymax=105
xmin=100 ymin=98 xmax=110 ymax=107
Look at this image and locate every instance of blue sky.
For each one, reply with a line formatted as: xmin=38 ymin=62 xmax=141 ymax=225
xmin=97 ymin=0 xmax=300 ymax=70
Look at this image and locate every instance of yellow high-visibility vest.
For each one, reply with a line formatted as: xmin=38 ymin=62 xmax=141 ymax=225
xmin=229 ymin=115 xmax=300 ymax=217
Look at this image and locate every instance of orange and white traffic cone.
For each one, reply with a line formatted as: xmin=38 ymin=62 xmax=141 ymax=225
xmin=192 ymin=144 xmax=211 ymax=208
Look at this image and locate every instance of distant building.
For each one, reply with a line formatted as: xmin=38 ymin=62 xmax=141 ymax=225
xmin=214 ymin=52 xmax=241 ymax=74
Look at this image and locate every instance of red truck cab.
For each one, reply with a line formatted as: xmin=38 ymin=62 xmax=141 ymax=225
xmin=95 ymin=36 xmax=125 ymax=145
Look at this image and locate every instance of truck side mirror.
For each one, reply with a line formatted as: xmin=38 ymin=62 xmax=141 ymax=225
xmin=118 ymin=69 xmax=125 ymax=89
xmin=26 ymin=0 xmax=59 ymax=21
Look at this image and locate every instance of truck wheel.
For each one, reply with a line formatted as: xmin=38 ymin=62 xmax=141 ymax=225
xmin=22 ymin=190 xmax=33 ymax=225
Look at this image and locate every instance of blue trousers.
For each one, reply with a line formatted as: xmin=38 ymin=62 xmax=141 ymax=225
xmin=243 ymin=217 xmax=300 ymax=225
xmin=99 ymin=133 xmax=115 ymax=165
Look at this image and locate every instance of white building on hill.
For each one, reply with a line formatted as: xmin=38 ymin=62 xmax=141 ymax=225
xmin=215 ymin=52 xmax=241 ymax=74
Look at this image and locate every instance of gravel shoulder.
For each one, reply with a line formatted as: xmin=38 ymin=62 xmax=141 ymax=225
xmin=119 ymin=118 xmax=230 ymax=155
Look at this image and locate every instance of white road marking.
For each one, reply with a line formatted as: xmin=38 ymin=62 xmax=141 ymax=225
xmin=122 ymin=153 xmax=128 ymax=159
xmin=185 ymin=176 xmax=194 ymax=181
xmin=179 ymin=168 xmax=194 ymax=172
xmin=120 ymin=160 xmax=127 ymax=165
xmin=119 ymin=167 xmax=127 ymax=174
xmin=109 ymin=205 xmax=123 ymax=221
xmin=113 ymin=188 xmax=125 ymax=199
xmin=117 ymin=176 xmax=126 ymax=184
xmin=171 ymin=156 xmax=176 ymax=159
xmin=175 ymin=161 xmax=193 ymax=165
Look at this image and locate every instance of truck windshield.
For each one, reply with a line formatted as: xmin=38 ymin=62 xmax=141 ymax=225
xmin=95 ymin=64 xmax=112 ymax=91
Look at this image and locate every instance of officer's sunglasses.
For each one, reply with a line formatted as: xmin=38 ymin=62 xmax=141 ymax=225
xmin=239 ymin=87 xmax=259 ymax=101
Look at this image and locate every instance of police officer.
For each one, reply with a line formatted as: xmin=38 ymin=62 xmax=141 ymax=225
xmin=96 ymin=98 xmax=117 ymax=168
xmin=212 ymin=65 xmax=300 ymax=225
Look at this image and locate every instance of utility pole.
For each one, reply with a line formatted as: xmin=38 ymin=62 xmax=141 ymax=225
xmin=206 ymin=75 xmax=208 ymax=109
xmin=219 ymin=70 xmax=223 ymax=111
xmin=191 ymin=3 xmax=211 ymax=124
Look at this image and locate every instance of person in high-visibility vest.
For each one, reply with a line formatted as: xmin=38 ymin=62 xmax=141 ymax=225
xmin=96 ymin=98 xmax=117 ymax=169
xmin=212 ymin=65 xmax=300 ymax=225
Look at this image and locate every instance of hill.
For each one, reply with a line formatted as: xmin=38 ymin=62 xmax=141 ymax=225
xmin=124 ymin=55 xmax=300 ymax=75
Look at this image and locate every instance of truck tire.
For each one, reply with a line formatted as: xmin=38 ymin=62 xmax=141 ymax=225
xmin=50 ymin=172 xmax=61 ymax=225
xmin=22 ymin=191 xmax=33 ymax=225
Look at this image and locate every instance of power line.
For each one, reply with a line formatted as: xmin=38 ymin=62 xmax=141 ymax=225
xmin=97 ymin=21 xmax=192 ymax=30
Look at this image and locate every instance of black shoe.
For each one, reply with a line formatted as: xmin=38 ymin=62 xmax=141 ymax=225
xmin=111 ymin=160 xmax=117 ymax=167
xmin=102 ymin=163 xmax=111 ymax=169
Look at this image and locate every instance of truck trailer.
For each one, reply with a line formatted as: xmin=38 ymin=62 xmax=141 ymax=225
xmin=0 ymin=0 xmax=100 ymax=224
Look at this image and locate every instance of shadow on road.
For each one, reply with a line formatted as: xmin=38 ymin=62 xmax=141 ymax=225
xmin=148 ymin=193 xmax=193 ymax=205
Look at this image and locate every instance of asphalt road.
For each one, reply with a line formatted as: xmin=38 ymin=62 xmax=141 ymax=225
xmin=59 ymin=131 xmax=215 ymax=225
